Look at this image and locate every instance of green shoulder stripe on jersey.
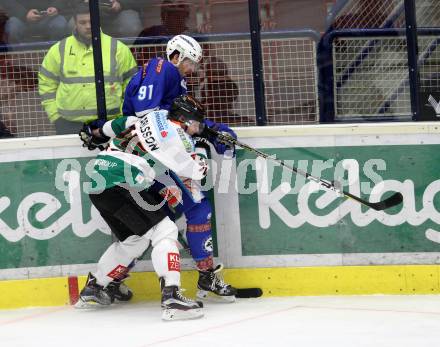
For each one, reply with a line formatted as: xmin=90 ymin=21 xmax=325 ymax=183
xmin=110 ymin=116 xmax=130 ymax=136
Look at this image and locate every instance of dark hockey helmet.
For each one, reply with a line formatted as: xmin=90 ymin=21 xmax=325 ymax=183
xmin=168 ymin=95 xmax=205 ymax=123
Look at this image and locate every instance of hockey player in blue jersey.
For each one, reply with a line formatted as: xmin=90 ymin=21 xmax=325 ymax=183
xmin=122 ymin=35 xmax=192 ymax=116
xmin=119 ymin=34 xmax=238 ymax=302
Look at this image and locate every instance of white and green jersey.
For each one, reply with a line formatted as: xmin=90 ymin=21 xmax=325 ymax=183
xmin=89 ymin=110 xmax=206 ymax=192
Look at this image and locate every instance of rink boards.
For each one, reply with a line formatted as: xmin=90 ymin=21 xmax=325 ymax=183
xmin=1 ymin=122 xmax=440 ymax=308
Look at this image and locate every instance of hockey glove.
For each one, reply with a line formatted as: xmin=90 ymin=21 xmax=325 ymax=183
xmin=79 ymin=123 xmax=110 ymax=151
xmin=203 ymin=119 xmax=237 ymax=156
xmin=88 ymin=119 xmax=107 ymax=129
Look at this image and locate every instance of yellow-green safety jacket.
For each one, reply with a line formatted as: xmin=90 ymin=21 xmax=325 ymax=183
xmin=38 ymin=32 xmax=137 ymax=123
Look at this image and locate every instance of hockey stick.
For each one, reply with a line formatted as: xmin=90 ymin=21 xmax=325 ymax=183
xmin=206 ymin=128 xmax=403 ymax=211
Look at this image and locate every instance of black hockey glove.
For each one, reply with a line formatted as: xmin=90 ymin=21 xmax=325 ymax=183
xmin=193 ymin=136 xmax=211 ymax=151
xmin=200 ymin=119 xmax=236 ymax=157
xmin=79 ymin=123 xmax=110 ymax=151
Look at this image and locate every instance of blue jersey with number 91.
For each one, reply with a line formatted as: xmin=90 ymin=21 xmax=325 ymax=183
xmin=122 ymin=58 xmax=188 ymax=117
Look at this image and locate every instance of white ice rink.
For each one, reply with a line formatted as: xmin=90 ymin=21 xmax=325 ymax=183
xmin=1 ymin=295 xmax=439 ymax=347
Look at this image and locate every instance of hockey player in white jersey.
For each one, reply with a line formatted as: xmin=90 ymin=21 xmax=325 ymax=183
xmin=122 ymin=34 xmax=239 ymax=302
xmin=77 ymin=95 xmax=208 ymax=321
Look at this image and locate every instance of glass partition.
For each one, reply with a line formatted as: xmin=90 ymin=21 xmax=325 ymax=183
xmin=128 ymin=0 xmax=253 ymax=127
xmin=416 ymin=0 xmax=440 ymax=120
xmin=261 ymin=0 xmax=327 ymax=33
xmin=259 ymin=0 xmax=324 ymax=125
xmin=0 ymin=0 xmax=76 ymax=137
xmin=319 ymin=0 xmax=412 ymax=122
xmin=1 ymin=1 xmax=440 ymax=138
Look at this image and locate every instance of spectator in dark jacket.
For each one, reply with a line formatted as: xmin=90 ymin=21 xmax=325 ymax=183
xmin=0 ymin=0 xmax=69 ymax=43
xmin=0 ymin=120 xmax=13 ymax=138
xmin=100 ymin=0 xmax=143 ymax=38
xmin=200 ymin=56 xmax=242 ymax=125
xmin=65 ymin=0 xmax=142 ymax=38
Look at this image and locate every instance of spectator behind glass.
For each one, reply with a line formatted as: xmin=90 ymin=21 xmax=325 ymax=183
xmin=200 ymin=57 xmax=241 ymax=125
xmin=38 ymin=2 xmax=137 ymax=134
xmin=0 ymin=119 xmax=13 ymax=138
xmin=138 ymin=0 xmax=190 ymax=37
xmin=0 ymin=0 xmax=69 ymax=43
xmin=67 ymin=0 xmax=143 ymax=38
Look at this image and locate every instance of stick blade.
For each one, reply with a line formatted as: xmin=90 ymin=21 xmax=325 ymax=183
xmin=235 ymin=288 xmax=263 ymax=298
xmin=367 ymin=192 xmax=403 ymax=211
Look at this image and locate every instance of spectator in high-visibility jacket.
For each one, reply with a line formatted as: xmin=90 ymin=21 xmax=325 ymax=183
xmin=38 ymin=2 xmax=137 ymax=134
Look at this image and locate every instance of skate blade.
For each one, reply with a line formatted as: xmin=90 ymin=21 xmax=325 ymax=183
xmin=161 ymin=308 xmax=204 ymax=321
xmin=74 ymin=298 xmax=110 ymax=309
xmin=196 ymin=290 xmax=236 ymax=303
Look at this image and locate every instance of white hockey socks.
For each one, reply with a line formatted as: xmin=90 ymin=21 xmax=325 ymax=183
xmin=149 ymin=217 xmax=181 ymax=287
xmin=95 ymin=234 xmax=150 ymax=287
xmin=151 ymin=238 xmax=181 ymax=287
xmin=94 ymin=216 xmax=181 ymax=288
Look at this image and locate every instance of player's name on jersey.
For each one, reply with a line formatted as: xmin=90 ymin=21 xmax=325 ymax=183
xmin=138 ymin=116 xmax=159 ymax=151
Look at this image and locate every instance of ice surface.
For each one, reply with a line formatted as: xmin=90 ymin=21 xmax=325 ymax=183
xmin=1 ymin=295 xmax=439 ymax=347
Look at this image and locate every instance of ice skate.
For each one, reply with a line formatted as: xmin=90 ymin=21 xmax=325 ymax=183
xmin=75 ymin=273 xmax=112 ymax=309
xmin=197 ymin=264 xmax=237 ymax=303
xmin=106 ymin=280 xmax=133 ymax=303
xmin=161 ymin=283 xmax=204 ymax=321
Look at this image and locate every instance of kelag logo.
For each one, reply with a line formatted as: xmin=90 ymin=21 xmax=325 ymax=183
xmin=1 ymin=142 xmax=440 ymax=267
xmin=236 ymin=145 xmax=440 ymax=255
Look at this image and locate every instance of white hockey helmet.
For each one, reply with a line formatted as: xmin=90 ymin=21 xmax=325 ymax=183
xmin=166 ymin=35 xmax=202 ymax=66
